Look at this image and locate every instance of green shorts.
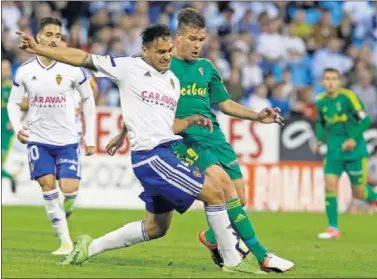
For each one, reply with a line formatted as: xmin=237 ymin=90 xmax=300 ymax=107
xmin=172 ymin=141 xmax=243 ymax=180
xmin=324 ymin=157 xmax=368 ymax=186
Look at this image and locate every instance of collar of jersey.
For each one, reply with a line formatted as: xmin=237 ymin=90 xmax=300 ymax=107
xmin=36 ymin=56 xmax=57 ymax=71
xmin=140 ymin=57 xmax=168 ymax=76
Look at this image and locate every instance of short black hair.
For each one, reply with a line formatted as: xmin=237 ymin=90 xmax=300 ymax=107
xmin=323 ymin=67 xmax=340 ymax=77
xmin=38 ymin=17 xmax=62 ymax=32
xmin=140 ymin=24 xmax=172 ymax=46
xmin=177 ymin=8 xmax=205 ymax=30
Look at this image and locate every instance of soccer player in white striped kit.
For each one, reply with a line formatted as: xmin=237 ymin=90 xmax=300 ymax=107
xmin=8 ymin=17 xmax=96 ymax=256
xmin=17 ymin=23 xmax=285 ymax=273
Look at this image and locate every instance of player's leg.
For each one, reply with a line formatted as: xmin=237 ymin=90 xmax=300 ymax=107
xmin=1 ymin=135 xmax=16 ymax=193
xmin=56 ymin=143 xmax=81 ymax=218
xmin=318 ymin=158 xmax=342 ymax=239
xmin=60 ymin=207 xmax=174 ymax=266
xmin=28 ymin=142 xmax=73 ymax=253
xmin=347 ymin=158 xmax=377 ymax=203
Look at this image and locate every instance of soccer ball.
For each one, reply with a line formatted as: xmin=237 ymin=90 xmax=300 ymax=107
xmin=231 ymin=229 xmax=250 ymax=259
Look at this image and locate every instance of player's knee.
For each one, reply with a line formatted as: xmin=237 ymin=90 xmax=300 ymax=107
xmin=144 ymin=222 xmax=168 ymax=240
xmin=352 ymin=186 xmax=365 ymax=199
xmin=205 ymin=179 xmax=225 ymax=205
xmin=40 ymin=182 xmax=56 ymax=192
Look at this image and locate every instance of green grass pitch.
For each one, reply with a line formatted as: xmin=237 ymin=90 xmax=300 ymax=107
xmin=2 ymin=206 xmax=377 ymax=278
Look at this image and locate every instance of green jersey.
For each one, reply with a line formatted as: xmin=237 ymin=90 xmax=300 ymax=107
xmin=170 ymin=57 xmax=230 ymax=145
xmin=315 ymin=88 xmax=372 ymax=161
xmin=1 ymin=80 xmax=13 ymax=137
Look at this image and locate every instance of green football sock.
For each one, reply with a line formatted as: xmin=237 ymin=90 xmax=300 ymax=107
xmin=226 ymin=198 xmax=267 ymax=263
xmin=362 ymin=184 xmax=377 ymax=202
xmin=325 ymin=191 xmax=338 ymax=229
xmin=2 ymin=169 xmax=14 ymax=181
xmin=63 ymin=191 xmax=78 ymax=215
xmin=203 ymin=198 xmax=268 ymax=263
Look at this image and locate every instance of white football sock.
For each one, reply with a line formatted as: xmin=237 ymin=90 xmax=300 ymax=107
xmin=42 ymin=189 xmax=72 ymax=245
xmin=205 ymin=204 xmax=242 ymax=267
xmin=63 ymin=191 xmax=78 ymax=212
xmin=88 ymin=220 xmax=149 ymax=257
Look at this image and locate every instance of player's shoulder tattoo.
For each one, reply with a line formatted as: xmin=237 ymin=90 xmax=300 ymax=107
xmin=82 ymin=54 xmax=97 ymax=71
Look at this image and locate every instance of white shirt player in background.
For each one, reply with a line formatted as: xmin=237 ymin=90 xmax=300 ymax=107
xmin=8 ymin=18 xmax=96 ymax=256
xmin=15 ymin=24 xmax=281 ymax=274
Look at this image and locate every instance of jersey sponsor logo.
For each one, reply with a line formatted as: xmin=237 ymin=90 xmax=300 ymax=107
xmin=324 ymin=113 xmax=348 ymax=124
xmin=198 ymin=67 xmax=204 ymax=76
xmin=141 ymin=90 xmax=177 ymax=111
xmin=170 ymin=78 xmax=175 ymax=89
xmin=56 ymin=74 xmax=62 ymax=85
xmin=180 ymin=82 xmax=207 ymax=96
xmin=30 ymin=95 xmax=67 ymax=108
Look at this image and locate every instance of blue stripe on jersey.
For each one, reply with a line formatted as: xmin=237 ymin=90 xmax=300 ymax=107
xmin=109 ymin=55 xmax=127 ymax=67
xmin=46 ymin=61 xmax=57 ymax=70
xmin=78 ymin=68 xmax=87 ymax=85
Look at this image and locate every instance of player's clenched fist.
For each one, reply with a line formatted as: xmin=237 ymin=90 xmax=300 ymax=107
xmin=17 ymin=127 xmax=29 ymax=144
xmin=16 ymin=31 xmax=38 ymax=54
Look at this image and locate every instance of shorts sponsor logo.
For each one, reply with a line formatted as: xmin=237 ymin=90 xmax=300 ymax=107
xmin=59 ymin=159 xmax=78 ymax=165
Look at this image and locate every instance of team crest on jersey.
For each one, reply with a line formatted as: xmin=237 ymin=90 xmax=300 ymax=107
xmin=29 ymin=163 xmax=34 ymax=172
xmin=56 ymin=74 xmax=62 ymax=85
xmin=198 ymin=67 xmax=204 ymax=76
xmin=323 ymin=106 xmax=328 ymax=112
xmin=193 ymin=167 xmax=202 ymax=177
xmin=336 ymin=102 xmax=341 ymax=111
xmin=170 ymin=78 xmax=175 ymax=89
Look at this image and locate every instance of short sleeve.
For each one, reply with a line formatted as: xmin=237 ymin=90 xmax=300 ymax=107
xmin=73 ymin=68 xmax=92 ymax=99
xmin=9 ymin=70 xmax=27 ymax=104
xmin=91 ymin=55 xmax=130 ymax=81
xmin=208 ymin=61 xmax=230 ymax=104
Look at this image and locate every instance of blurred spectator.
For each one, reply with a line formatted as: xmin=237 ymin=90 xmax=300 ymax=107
xmin=291 ymin=9 xmax=314 ymax=40
xmin=281 ymin=69 xmax=296 ymax=99
xmin=2 ymin=2 xmax=22 ymax=33
xmin=311 ymin=38 xmax=353 ymax=82
xmin=264 ymin=72 xmax=276 ymax=96
xmin=313 ymin=9 xmax=337 ymax=48
xmin=269 ymin=82 xmax=291 ymax=116
xmin=241 ymin=52 xmax=263 ymax=92
xmin=283 ymin=22 xmax=306 ymax=63
xmin=337 ymin=14 xmax=354 ymax=52
xmin=68 ymin=21 xmax=88 ymax=50
xmin=217 ymin=7 xmax=239 ymax=37
xmin=238 ymin=9 xmax=259 ymax=37
xmin=257 ymin=18 xmax=285 ymax=73
xmin=350 ymin=71 xmax=377 ymax=121
xmin=247 ymin=84 xmax=271 ymax=112
xmin=206 ymin=43 xmax=231 ymax=82
xmin=291 ymin=86 xmax=317 ymax=120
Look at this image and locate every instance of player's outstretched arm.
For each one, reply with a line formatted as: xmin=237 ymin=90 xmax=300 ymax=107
xmin=16 ymin=31 xmax=97 ymax=71
xmin=173 ymin=116 xmax=213 ymax=134
xmin=218 ymin=99 xmax=284 ymax=125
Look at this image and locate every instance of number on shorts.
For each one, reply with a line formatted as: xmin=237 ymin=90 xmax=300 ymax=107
xmin=28 ymin=145 xmax=39 ymax=161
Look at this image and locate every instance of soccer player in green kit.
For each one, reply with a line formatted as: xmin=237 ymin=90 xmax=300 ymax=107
xmin=315 ymin=68 xmax=377 ymax=240
xmin=170 ymin=8 xmax=293 ymax=272
xmin=2 ymin=59 xmax=17 ymax=193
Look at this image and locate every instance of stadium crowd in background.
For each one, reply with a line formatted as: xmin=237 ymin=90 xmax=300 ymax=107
xmin=2 ymin=1 xmax=377 ymax=121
